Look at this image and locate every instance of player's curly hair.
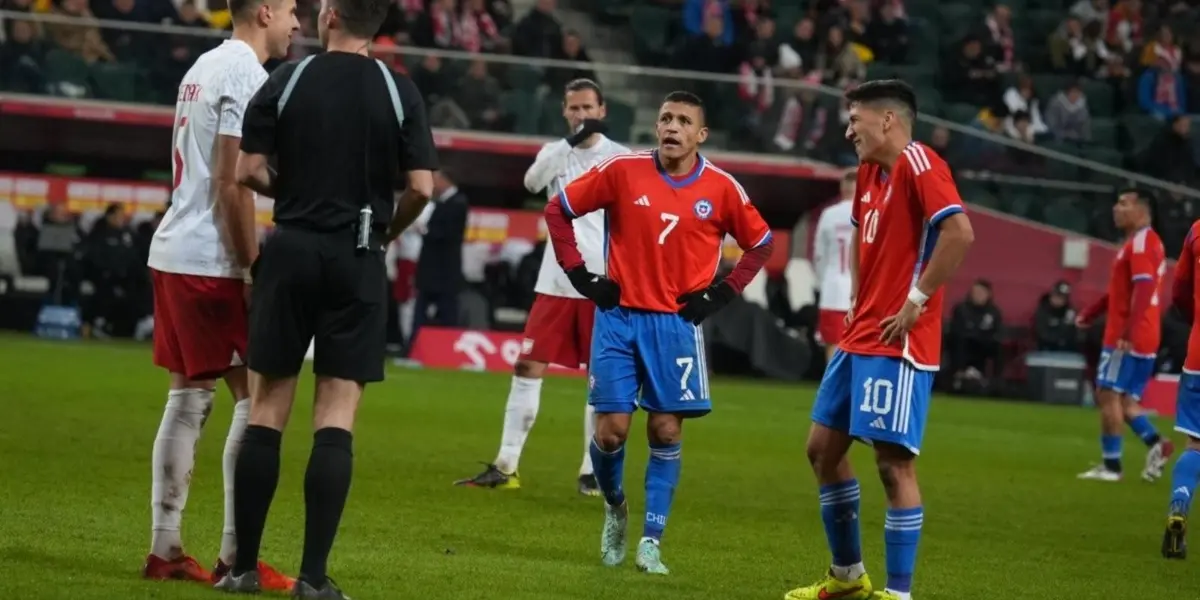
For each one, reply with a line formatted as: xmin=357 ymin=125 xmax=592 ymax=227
xmin=845 ymin=79 xmax=918 ymax=122
xmin=332 ymin=0 xmax=391 ymax=39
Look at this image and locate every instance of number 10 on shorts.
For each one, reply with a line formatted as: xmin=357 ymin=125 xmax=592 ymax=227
xmin=858 ymin=376 xmax=898 ymax=432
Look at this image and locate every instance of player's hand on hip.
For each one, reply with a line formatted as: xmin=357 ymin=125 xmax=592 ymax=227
xmin=566 ymin=266 xmax=621 ymax=310
xmin=1116 ymin=339 xmax=1131 ymax=351
xmin=879 ymin=300 xmax=922 ymax=346
xmin=677 ymin=281 xmax=737 ymax=325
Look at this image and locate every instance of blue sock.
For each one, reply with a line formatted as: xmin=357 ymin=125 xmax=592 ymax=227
xmin=589 ymin=438 xmax=626 ymax=507
xmin=1127 ymin=415 xmax=1162 ymax=447
xmin=884 ymin=507 xmax=923 ymax=594
xmin=1169 ymin=449 xmax=1200 ymax=515
xmin=1101 ymin=434 xmax=1123 ymax=472
xmin=818 ymin=480 xmax=863 ymax=567
xmin=642 ymin=441 xmax=682 ymax=541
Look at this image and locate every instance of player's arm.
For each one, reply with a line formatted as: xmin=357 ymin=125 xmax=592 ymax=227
xmin=389 ymin=76 xmax=438 ymax=241
xmin=1077 ymin=294 xmax=1108 ymax=328
xmin=910 ymin=166 xmax=974 ymax=305
xmin=1173 ymin=227 xmax=1197 ymax=323
xmin=544 ymin=164 xmax=617 ymax=270
xmin=215 ymin=69 xmax=262 ymax=274
xmin=523 ymin=142 xmax=570 ymax=194
xmin=236 ymin=65 xmax=291 ymax=198
xmin=811 ymin=211 xmax=830 ymax=281
xmin=1121 ymin=236 xmax=1161 ymax=342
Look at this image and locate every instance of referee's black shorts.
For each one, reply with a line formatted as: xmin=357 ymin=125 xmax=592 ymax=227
xmin=247 ymin=226 xmax=388 ymax=383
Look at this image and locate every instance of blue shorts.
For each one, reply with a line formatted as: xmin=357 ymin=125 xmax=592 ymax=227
xmin=811 ymin=349 xmax=935 ymax=455
xmin=588 ymin=307 xmax=711 ymax=416
xmin=1095 ymin=347 xmax=1156 ymax=400
xmin=1176 ymin=373 xmax=1200 ymax=439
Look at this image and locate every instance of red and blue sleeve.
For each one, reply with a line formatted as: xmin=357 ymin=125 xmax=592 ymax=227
xmin=544 ymin=165 xmax=616 ymax=271
xmin=1124 ymin=236 xmax=1160 ymax=339
xmin=719 ymin=177 xmax=774 ymax=293
xmin=908 ymin=146 xmax=965 ymax=227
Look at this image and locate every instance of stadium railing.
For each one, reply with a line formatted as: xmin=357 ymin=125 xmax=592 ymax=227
xmin=2 ymin=9 xmax=1198 ymax=244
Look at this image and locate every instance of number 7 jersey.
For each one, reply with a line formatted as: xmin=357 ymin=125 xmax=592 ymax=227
xmin=841 ymin=142 xmax=965 ymax=370
xmin=557 ymin=151 xmax=772 ymax=313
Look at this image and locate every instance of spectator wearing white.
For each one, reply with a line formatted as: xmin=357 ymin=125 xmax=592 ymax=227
xmin=1003 ymin=74 xmax=1049 ymax=140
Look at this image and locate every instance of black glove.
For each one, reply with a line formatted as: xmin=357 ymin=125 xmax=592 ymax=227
xmin=566 ymin=266 xmax=621 ymax=309
xmin=567 ymin=119 xmax=608 ymax=147
xmin=677 ymin=281 xmax=737 ymax=325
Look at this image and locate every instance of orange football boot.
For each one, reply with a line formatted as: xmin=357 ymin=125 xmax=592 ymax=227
xmin=143 ymin=553 xmax=211 ymax=582
xmin=211 ymin=559 xmax=296 ymax=592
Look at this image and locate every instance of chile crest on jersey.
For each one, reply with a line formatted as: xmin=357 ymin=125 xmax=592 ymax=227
xmin=693 ymin=198 xmax=714 ymax=220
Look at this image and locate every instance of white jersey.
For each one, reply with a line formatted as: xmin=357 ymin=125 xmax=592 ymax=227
xmin=813 ymin=199 xmax=855 ymax=312
xmin=148 ymin=40 xmax=267 ymax=279
xmin=525 ymin=135 xmax=630 ymax=299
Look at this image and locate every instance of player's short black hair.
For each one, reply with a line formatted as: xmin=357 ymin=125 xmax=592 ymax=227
xmin=661 ymin=91 xmax=706 ymax=122
xmin=844 ymin=79 xmax=918 ymax=121
xmin=332 ymin=0 xmax=391 ymax=39
xmin=1119 ymin=187 xmax=1154 ymax=208
xmin=563 ymin=78 xmax=604 ymax=106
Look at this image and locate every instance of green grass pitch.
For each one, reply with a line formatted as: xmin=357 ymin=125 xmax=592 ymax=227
xmin=0 ymin=334 xmax=1197 ymax=599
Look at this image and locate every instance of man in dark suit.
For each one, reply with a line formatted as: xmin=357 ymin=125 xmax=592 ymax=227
xmin=409 ymin=169 xmax=468 ymax=352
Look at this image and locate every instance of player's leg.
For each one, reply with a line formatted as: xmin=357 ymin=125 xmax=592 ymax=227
xmin=575 ymin=297 xmax=600 ymax=495
xmin=787 ymin=349 xmax=870 ymax=600
xmin=848 ymin=356 xmax=935 ymax=600
xmin=627 ymin=312 xmax=712 ymax=575
xmin=144 ymin=270 xmax=215 ymax=582
xmin=587 ymin=306 xmax=639 ymax=566
xmin=1080 ymin=348 xmax=1126 ymax=480
xmin=1115 ymin=355 xmax=1174 ymax=480
xmin=1164 ymin=373 xmax=1200 ymax=558
xmin=285 ymin=240 xmax=388 ymax=599
xmin=817 ymin=310 xmax=846 ymax=365
xmin=218 ymin=231 xmax=315 ymax=594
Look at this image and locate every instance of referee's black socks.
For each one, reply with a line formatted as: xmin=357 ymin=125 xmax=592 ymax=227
xmin=232 ymin=425 xmax=283 ymax=576
xmin=299 ymin=427 xmax=354 ymax=587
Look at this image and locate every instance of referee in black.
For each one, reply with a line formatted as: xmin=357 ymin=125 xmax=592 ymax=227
xmin=213 ymin=0 xmax=437 ymax=596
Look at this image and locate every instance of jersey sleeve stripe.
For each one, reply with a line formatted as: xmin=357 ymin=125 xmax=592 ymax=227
xmin=850 ymin=216 xmax=859 ymax=227
xmin=705 ymin=161 xmax=752 ymax=204
xmin=929 ymin=204 xmax=963 ymax=226
xmin=752 ymin=230 xmax=773 ymax=249
xmin=558 ymin=191 xmax=578 ymax=218
xmin=1132 ymin=228 xmax=1147 ymax=252
xmin=594 ymin=151 xmax=652 ymax=172
xmin=903 ymin=144 xmax=932 ymax=175
xmin=1131 ymin=274 xmax=1153 ymax=281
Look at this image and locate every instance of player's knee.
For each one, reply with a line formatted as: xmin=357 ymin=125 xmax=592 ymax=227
xmin=805 ymin=438 xmax=839 ymax=475
xmin=874 ymin=447 xmax=916 ymax=499
xmin=593 ymin=413 xmax=630 ymax=451
xmin=171 ymin=372 xmax=216 ymax=391
xmin=513 ymin=359 xmax=547 ymax=379
xmin=646 ymin=414 xmax=682 ymax=446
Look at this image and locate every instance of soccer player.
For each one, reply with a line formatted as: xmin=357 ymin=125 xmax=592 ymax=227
xmin=1164 ymin=219 xmax=1200 ymax=558
xmin=455 ymin=79 xmax=629 ymax=495
xmin=1075 ymin=190 xmax=1173 ymax=483
xmin=812 ymin=169 xmax=858 ymax=362
xmin=543 ymin=91 xmax=774 ymax=574
xmin=787 ymin=80 xmax=974 ymax=600
xmin=143 ymin=0 xmax=296 ymax=589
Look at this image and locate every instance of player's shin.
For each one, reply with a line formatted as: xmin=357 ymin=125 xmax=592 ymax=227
xmin=819 ymin=480 xmax=865 ymax=580
xmin=1169 ymin=448 xmax=1200 ymax=514
xmin=151 ymin=388 xmax=214 ymax=559
xmin=231 ymin=425 xmax=282 ymax=576
xmin=643 ymin=441 xmax=682 ymax=543
xmin=580 ymin=404 xmax=597 ymax=475
xmin=300 ymin=427 xmax=354 ymax=587
xmin=878 ymin=450 xmax=921 ymax=599
xmin=1127 ymin=413 xmax=1163 ymax=447
xmin=495 ymin=375 xmax=542 ymax=474
xmin=219 ymin=398 xmax=250 ymax=565
xmin=589 ymin=438 xmax=627 ymax=507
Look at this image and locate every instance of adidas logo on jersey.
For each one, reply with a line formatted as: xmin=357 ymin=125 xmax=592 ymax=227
xmin=870 ymin=417 xmax=886 ymax=430
xmin=680 ymin=389 xmax=696 ymax=401
xmin=634 ymin=195 xmax=651 ymax=206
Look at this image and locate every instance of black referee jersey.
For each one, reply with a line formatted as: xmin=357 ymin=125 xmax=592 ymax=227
xmin=239 ymin=51 xmax=438 ymax=383
xmin=241 ymin=51 xmax=439 ymax=231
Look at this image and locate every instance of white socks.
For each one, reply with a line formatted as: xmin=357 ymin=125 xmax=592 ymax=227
xmin=150 ymin=388 xmax=214 ymax=559
xmin=218 ymin=398 xmax=250 ymax=565
xmin=580 ymin=403 xmax=596 ymax=475
xmin=831 ymin=562 xmax=866 ymax=581
xmin=495 ymin=376 xmax=542 ymax=474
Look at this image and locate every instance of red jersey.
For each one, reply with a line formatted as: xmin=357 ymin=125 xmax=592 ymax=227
xmin=840 ymin=142 xmax=965 ymax=371
xmin=1102 ymin=226 xmax=1165 ymax=356
xmin=556 ymin=151 xmax=771 ymax=313
xmin=1172 ymin=221 xmax=1200 ymax=372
